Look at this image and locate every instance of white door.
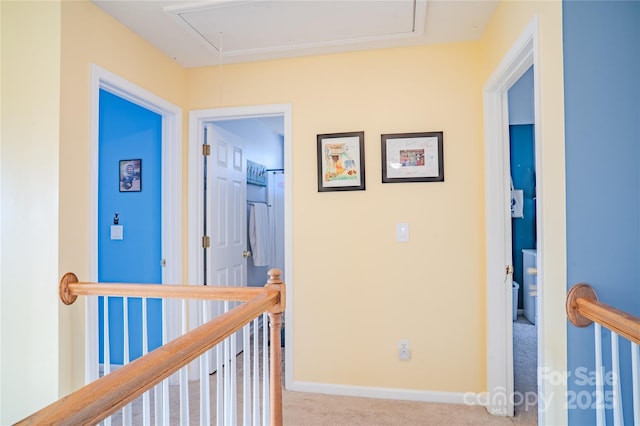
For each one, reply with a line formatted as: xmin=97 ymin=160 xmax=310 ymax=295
xmin=206 ymin=122 xmax=248 ymax=290
xmin=204 ymin=122 xmax=248 ymax=371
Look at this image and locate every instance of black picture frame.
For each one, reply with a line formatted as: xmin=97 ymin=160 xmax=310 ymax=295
xmin=119 ymin=159 xmax=142 ymax=192
xmin=381 ymin=131 xmax=444 ymax=183
xmin=317 ymin=131 xmax=366 ymax=192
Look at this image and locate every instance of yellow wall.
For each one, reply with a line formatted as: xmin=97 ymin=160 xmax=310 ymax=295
xmin=1 ymin=0 xmax=569 ymax=421
xmin=189 ymin=0 xmax=567 ymax=404
xmin=0 ymin=1 xmax=61 ymax=423
xmin=480 ymin=1 xmax=567 ymax=422
xmin=57 ymin=0 xmax=188 ymax=396
xmin=189 ymin=43 xmax=487 ymax=391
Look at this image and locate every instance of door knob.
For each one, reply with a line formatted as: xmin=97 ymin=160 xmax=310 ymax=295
xmin=243 ymin=250 xmax=252 ymax=258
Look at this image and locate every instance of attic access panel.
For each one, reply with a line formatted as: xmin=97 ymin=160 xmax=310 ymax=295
xmin=167 ymin=0 xmax=426 ymax=57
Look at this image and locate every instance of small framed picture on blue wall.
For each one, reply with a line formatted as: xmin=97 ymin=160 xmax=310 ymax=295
xmin=119 ymin=159 xmax=142 ymax=192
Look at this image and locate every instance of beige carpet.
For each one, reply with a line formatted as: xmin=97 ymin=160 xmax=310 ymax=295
xmin=113 ymin=365 xmax=536 ymax=425
xmin=513 ymin=315 xmax=538 ymax=425
xmin=284 ymin=390 xmax=527 ymax=426
xmin=283 ymin=320 xmax=538 ymax=425
xmin=110 ymin=322 xmax=538 ymax=426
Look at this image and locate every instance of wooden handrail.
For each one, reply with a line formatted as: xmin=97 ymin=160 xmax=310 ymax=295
xmin=59 ymin=272 xmax=268 ymax=305
xmin=19 ymin=269 xmax=286 ymax=426
xmin=566 ymin=282 xmax=640 ymax=345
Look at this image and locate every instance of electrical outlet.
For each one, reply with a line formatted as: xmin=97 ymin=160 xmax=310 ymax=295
xmin=398 ymin=339 xmax=410 ymax=360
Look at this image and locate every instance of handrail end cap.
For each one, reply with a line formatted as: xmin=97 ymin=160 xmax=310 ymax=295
xmin=566 ymin=282 xmax=598 ymax=327
xmin=59 ymin=272 xmax=79 ymax=305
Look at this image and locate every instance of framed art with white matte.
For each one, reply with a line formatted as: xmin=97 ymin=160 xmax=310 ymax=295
xmin=381 ymin=132 xmax=444 ymax=183
xmin=317 ymin=131 xmax=366 ymax=192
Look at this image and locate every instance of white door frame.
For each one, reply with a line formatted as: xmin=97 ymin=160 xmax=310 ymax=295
xmin=483 ymin=18 xmax=543 ymax=419
xmin=88 ymin=64 xmax=183 ymax=382
xmin=188 ymin=103 xmax=293 ymax=386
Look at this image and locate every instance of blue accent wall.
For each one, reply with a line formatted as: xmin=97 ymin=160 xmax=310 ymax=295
xmin=563 ymin=1 xmax=640 ymax=423
xmin=98 ymin=90 xmax=163 ymax=363
xmin=510 ymin=124 xmax=536 ymax=309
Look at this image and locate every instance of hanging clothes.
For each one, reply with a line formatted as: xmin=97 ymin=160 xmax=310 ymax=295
xmin=268 ymin=171 xmax=285 ymax=272
xmin=249 ymin=202 xmax=270 ymax=266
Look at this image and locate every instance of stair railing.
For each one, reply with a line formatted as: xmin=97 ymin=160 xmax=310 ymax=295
xmin=16 ymin=269 xmax=285 ymax=425
xmin=566 ymin=283 xmax=640 ymax=425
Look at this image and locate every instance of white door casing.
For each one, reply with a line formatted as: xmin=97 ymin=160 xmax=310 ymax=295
xmin=483 ymin=17 xmax=540 ymax=419
xmin=188 ymin=104 xmax=293 ymax=387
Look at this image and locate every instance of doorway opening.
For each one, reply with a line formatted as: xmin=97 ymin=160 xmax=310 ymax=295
xmin=508 ymin=66 xmax=538 ymax=424
xmin=188 ymin=104 xmax=293 ymax=387
xmin=89 ymin=64 xmax=183 ymax=383
xmin=210 ymin=118 xmax=285 ymax=288
xmin=483 ymin=18 xmax=545 ymax=422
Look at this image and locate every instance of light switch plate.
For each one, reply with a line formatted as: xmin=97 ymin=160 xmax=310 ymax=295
xmin=396 ymin=223 xmax=409 ymax=242
xmin=110 ymin=225 xmax=123 ymax=240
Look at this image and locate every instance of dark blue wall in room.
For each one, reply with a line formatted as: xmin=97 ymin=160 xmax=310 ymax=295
xmin=510 ymin=124 xmax=536 ymax=309
xmin=563 ymin=1 xmax=640 ymax=423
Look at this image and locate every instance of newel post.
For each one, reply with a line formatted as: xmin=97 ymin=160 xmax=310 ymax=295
xmin=265 ymin=268 xmax=285 ymax=426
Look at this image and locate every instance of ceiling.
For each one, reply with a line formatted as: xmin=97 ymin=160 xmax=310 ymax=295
xmin=91 ymin=0 xmax=499 ymax=68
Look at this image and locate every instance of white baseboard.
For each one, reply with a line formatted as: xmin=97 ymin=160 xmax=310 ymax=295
xmin=286 ymin=380 xmax=485 ymax=406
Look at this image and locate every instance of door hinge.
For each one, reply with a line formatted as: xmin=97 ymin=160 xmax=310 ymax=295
xmin=160 ymin=259 xmax=166 ymax=267
xmin=202 ymin=235 xmax=211 ymax=248
xmin=202 ymin=144 xmax=211 ymax=156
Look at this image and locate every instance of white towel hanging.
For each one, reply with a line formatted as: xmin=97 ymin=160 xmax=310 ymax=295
xmin=511 ymin=177 xmax=524 ymax=219
xmin=249 ymin=203 xmax=270 ymax=266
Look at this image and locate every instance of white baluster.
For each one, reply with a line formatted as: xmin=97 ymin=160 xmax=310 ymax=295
xmin=231 ymin=329 xmax=238 ymax=425
xmin=632 ymin=342 xmax=640 ymax=426
xmin=252 ymin=318 xmax=260 ymax=426
xmin=611 ymin=332 xmax=623 ymax=426
xmin=163 ymin=376 xmax=170 ymax=426
xmin=216 ymin=334 xmax=224 ymax=426
xmin=103 ymin=296 xmax=112 ymax=426
xmin=224 ymin=302 xmax=232 ymax=426
xmin=243 ymin=323 xmax=251 ymax=426
xmin=88 ymin=295 xmax=100 ymax=385
xmin=200 ymin=300 xmax=211 ymax=426
xmin=122 ymin=297 xmax=132 ymax=425
xmin=142 ymin=297 xmax=150 ymax=426
xmin=595 ymin=323 xmax=605 ymax=426
xmin=158 ymin=298 xmax=170 ymax=426
xmin=179 ymin=299 xmax=189 ymax=425
xmin=263 ymin=312 xmax=271 ymax=426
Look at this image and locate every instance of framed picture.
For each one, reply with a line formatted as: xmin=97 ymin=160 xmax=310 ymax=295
xmin=247 ymin=159 xmax=267 ymax=186
xmin=119 ymin=159 xmax=142 ymax=192
xmin=381 ymin=132 xmax=444 ymax=183
xmin=317 ymin=131 xmax=366 ymax=192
